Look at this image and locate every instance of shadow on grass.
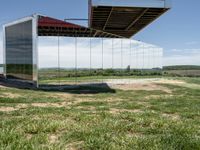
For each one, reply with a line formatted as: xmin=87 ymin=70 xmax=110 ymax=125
xmin=39 ymin=83 xmax=116 ymax=94
xmin=0 ymin=78 xmax=116 ymax=94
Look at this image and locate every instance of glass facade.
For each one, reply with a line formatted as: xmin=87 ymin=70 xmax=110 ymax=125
xmin=38 ymin=37 xmax=163 ymax=86
xmin=3 ymin=18 xmax=163 ymax=87
xmin=5 ymin=20 xmax=33 ymax=81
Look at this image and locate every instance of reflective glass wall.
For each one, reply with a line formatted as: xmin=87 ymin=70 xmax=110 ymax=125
xmin=5 ymin=20 xmax=33 ymax=81
xmin=38 ymin=37 xmax=163 ymax=86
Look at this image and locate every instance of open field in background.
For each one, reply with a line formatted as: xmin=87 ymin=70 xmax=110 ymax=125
xmin=163 ymin=70 xmax=200 ymax=77
xmin=163 ymin=65 xmax=200 ymax=77
xmin=0 ymin=77 xmax=200 ymax=149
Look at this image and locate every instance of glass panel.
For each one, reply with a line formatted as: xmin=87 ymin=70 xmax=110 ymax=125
xmin=76 ymin=38 xmax=91 ymax=85
xmin=38 ymin=37 xmax=163 ymax=87
xmin=5 ymin=20 xmax=33 ymax=81
xmin=102 ymin=38 xmax=112 ymax=83
xmin=59 ymin=37 xmax=76 ymax=85
xmin=38 ymin=37 xmax=59 ymax=85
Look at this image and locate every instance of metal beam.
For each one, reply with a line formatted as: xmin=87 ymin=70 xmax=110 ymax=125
xmin=93 ymin=30 xmax=99 ymax=37
xmin=64 ymin=18 xmax=88 ymax=21
xmin=125 ymin=8 xmax=148 ymax=31
xmin=103 ymin=7 xmax=113 ymax=30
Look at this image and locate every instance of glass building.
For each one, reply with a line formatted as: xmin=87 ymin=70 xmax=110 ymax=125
xmin=2 ymin=0 xmax=170 ymax=87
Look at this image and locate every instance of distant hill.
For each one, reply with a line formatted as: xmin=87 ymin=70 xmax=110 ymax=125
xmin=163 ymin=65 xmax=200 ymax=70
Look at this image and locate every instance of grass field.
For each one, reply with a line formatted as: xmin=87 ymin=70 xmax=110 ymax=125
xmin=0 ymin=77 xmax=200 ymax=149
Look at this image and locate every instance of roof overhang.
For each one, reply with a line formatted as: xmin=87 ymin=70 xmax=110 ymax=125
xmin=3 ymin=14 xmax=123 ymax=38
xmin=38 ymin=15 xmax=122 ymax=38
xmin=89 ymin=0 xmax=171 ymax=38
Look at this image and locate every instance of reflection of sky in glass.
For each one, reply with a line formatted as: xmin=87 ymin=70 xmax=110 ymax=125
xmin=38 ymin=37 xmax=163 ymax=69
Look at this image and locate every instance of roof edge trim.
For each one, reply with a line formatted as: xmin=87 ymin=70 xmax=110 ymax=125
xmin=3 ymin=14 xmax=38 ymax=28
xmin=91 ymin=0 xmax=171 ymax=8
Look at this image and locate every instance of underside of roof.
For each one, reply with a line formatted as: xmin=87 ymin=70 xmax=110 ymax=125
xmin=38 ymin=15 xmax=122 ymax=38
xmin=89 ymin=0 xmax=170 ymax=38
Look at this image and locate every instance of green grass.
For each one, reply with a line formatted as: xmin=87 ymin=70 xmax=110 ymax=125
xmin=0 ymin=77 xmax=200 ymax=149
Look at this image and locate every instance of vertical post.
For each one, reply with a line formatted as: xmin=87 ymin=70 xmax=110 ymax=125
xmin=146 ymin=46 xmax=148 ymax=69
xmin=129 ymin=39 xmax=132 ymax=85
xmin=142 ymin=42 xmax=145 ymax=73
xmin=136 ymin=42 xmax=139 ymax=71
xmin=161 ymin=48 xmax=163 ymax=70
xmin=112 ymin=39 xmax=114 ymax=83
xmin=121 ymin=39 xmax=123 ymax=75
xmin=22 ymin=23 xmax=25 ymax=80
xmin=129 ymin=40 xmax=131 ymax=72
xmin=33 ymin=15 xmax=39 ymax=88
xmin=90 ymin=38 xmax=92 ymax=75
xmin=102 ymin=38 xmax=104 ymax=83
xmin=2 ymin=25 xmax=6 ymax=79
xmin=112 ymin=39 xmax=114 ymax=69
xmin=136 ymin=42 xmax=138 ymax=70
xmin=75 ymin=37 xmax=77 ymax=85
xmin=153 ymin=47 xmax=155 ymax=69
xmin=58 ymin=35 xmax=60 ymax=86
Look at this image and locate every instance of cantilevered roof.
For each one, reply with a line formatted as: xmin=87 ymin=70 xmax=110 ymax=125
xmin=89 ymin=0 xmax=171 ymax=38
xmin=38 ymin=15 xmax=122 ymax=38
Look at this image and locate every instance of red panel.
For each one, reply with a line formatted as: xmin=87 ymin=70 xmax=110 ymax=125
xmin=38 ymin=16 xmax=83 ymax=28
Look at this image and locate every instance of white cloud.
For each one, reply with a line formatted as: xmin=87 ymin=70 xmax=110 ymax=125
xmin=164 ymin=48 xmax=200 ymax=66
xmin=38 ymin=37 xmax=163 ymax=69
xmin=185 ymin=41 xmax=199 ymax=45
xmin=1 ymin=35 xmax=199 ymax=68
xmin=164 ymin=54 xmax=200 ymax=66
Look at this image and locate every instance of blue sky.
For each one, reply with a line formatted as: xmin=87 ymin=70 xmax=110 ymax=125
xmin=0 ymin=0 xmax=200 ymax=66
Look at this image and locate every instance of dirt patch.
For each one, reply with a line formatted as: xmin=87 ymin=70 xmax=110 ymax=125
xmin=77 ymin=106 xmax=96 ymax=111
xmin=145 ymin=95 xmax=161 ymax=99
xmin=126 ymin=132 xmax=144 ymax=138
xmin=49 ymin=134 xmax=58 ymax=144
xmin=75 ymin=96 xmax=123 ymax=103
xmin=109 ymin=108 xmax=143 ymax=114
xmin=136 ymin=101 xmax=152 ymax=108
xmin=0 ymin=98 xmax=96 ymax=110
xmin=111 ymin=83 xmax=171 ymax=93
xmin=71 ymin=97 xmax=98 ymax=105
xmin=31 ymin=100 xmax=76 ymax=108
xmin=106 ymin=97 xmax=124 ymax=103
xmin=145 ymin=94 xmax=173 ymax=100
xmin=0 ymin=85 xmax=7 ymax=89
xmin=31 ymin=102 xmax=66 ymax=108
xmin=0 ymin=107 xmax=17 ymax=112
xmin=47 ymin=93 xmax=72 ymax=101
xmin=162 ymin=113 xmax=180 ymax=120
xmin=16 ymin=104 xmax=28 ymax=109
xmin=154 ymin=79 xmax=185 ymax=85
xmin=0 ymin=92 xmax=21 ymax=98
xmin=0 ymin=104 xmax=29 ymax=112
xmin=155 ymin=79 xmax=200 ymax=90
xmin=107 ymin=78 xmax=200 ymax=93
xmin=26 ymin=134 xmax=33 ymax=140
xmin=65 ymin=141 xmax=84 ymax=150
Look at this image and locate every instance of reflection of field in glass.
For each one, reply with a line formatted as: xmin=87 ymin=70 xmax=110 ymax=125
xmin=0 ymin=67 xmax=3 ymax=74
xmin=38 ymin=69 xmax=162 ymax=85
